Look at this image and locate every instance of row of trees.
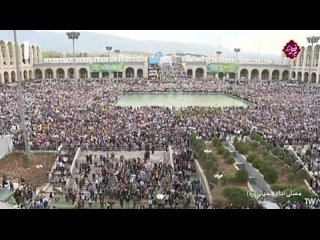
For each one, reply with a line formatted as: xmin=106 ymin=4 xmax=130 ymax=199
xmin=190 ymin=135 xmax=255 ymax=206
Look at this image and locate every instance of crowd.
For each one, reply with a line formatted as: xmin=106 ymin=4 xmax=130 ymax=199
xmin=161 ymin=63 xmax=188 ymax=82
xmin=2 ymin=78 xmax=320 ymax=159
xmin=63 ymin=146 xmax=208 ymax=209
xmin=2 ymin=63 xmax=320 ymax=206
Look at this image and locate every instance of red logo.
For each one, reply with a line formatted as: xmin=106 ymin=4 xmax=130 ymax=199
xmin=283 ymin=40 xmax=301 ymax=59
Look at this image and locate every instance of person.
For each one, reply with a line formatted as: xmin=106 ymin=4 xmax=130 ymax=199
xmin=132 ymin=194 xmax=137 ymax=209
xmin=9 ymin=181 xmax=14 ymax=192
xmin=139 ymin=198 xmax=145 ymax=209
xmin=152 ymin=145 xmax=155 ymax=155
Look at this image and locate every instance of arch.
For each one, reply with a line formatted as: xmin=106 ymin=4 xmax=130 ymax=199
xmin=56 ymin=68 xmax=65 ymax=79
xmin=314 ymin=44 xmax=320 ymax=67
xmin=11 ymin=71 xmax=16 ymax=82
xmin=291 ymin=71 xmax=296 ymax=79
xmin=7 ymin=42 xmax=15 ymax=64
xmin=299 ymin=47 xmax=305 ymax=67
xmin=306 ymin=46 xmax=312 ymax=67
xmin=195 ymin=68 xmax=204 ymax=79
xmin=272 ymin=70 xmax=280 ymax=80
xmin=229 ymin=73 xmax=235 ymax=79
xmin=304 ymin=72 xmax=308 ymax=82
xmin=35 ymin=69 xmax=42 ymax=79
xmin=4 ymin=71 xmax=9 ymax=83
xmin=187 ymin=69 xmax=193 ymax=78
xmin=79 ymin=68 xmax=88 ymax=78
xmin=218 ymin=72 xmax=224 ymax=79
xmin=240 ymin=69 xmax=248 ymax=79
xmin=23 ymin=70 xmax=28 ymax=80
xmin=36 ymin=46 xmax=40 ymax=62
xmin=125 ymin=67 xmax=134 ymax=78
xmin=297 ymin=72 xmax=302 ymax=81
xmin=45 ymin=68 xmax=53 ymax=79
xmin=0 ymin=40 xmax=7 ymax=61
xmin=67 ymin=68 xmax=74 ymax=78
xmin=261 ymin=69 xmax=270 ymax=80
xmin=29 ymin=70 xmax=32 ymax=80
xmin=311 ymin=72 xmax=317 ymax=83
xmin=251 ymin=69 xmax=259 ymax=80
xmin=137 ymin=69 xmax=143 ymax=78
xmin=20 ymin=43 xmax=25 ymax=63
xmin=282 ymin=70 xmax=289 ymax=80
xmin=31 ymin=45 xmax=36 ymax=63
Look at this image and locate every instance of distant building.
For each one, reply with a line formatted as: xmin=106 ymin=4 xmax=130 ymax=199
xmin=2 ymin=40 xmax=318 ymax=82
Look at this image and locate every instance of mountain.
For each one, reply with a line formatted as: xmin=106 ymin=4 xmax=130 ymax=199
xmin=0 ymin=30 xmax=281 ymax=60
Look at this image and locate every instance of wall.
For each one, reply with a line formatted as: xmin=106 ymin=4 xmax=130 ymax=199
xmin=0 ymin=135 xmax=13 ymax=160
xmin=194 ymin=159 xmax=213 ymax=204
xmin=70 ymin=147 xmax=81 ymax=175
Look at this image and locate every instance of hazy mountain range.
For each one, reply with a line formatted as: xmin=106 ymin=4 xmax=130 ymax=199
xmin=0 ymin=30 xmax=281 ymax=59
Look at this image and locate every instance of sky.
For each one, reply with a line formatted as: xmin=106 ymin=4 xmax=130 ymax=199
xmin=39 ymin=30 xmax=320 ymax=55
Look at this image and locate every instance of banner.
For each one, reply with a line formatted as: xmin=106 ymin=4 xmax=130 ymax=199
xmin=207 ymin=63 xmax=238 ymax=73
xmin=90 ymin=62 xmax=124 ymax=72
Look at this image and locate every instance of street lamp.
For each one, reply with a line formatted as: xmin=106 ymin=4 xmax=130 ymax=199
xmin=106 ymin=46 xmax=112 ymax=81
xmin=13 ymin=30 xmax=30 ymax=156
xmin=234 ymin=48 xmax=241 ymax=83
xmin=66 ymin=31 xmax=80 ymax=85
xmin=204 ymin=149 xmax=212 ymax=161
xmin=216 ymin=51 xmax=222 ymax=80
xmin=114 ymin=49 xmax=120 ymax=79
xmin=115 ymin=49 xmax=120 ymax=62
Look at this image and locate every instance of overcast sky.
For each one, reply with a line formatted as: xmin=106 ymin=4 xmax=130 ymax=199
xmin=39 ymin=30 xmax=320 ymax=55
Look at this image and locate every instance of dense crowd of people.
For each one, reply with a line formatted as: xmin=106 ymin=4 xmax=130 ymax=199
xmin=161 ymin=63 xmax=188 ymax=82
xmin=64 ymin=147 xmax=209 ymax=209
xmin=2 ymin=62 xmax=320 ymax=208
xmin=2 ymin=79 xmax=319 ymax=151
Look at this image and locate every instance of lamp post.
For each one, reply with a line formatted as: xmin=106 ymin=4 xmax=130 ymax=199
xmin=204 ymin=149 xmax=212 ymax=162
xmin=115 ymin=49 xmax=120 ymax=62
xmin=106 ymin=46 xmax=112 ymax=81
xmin=216 ymin=51 xmax=222 ymax=80
xmin=114 ymin=49 xmax=120 ymax=79
xmin=66 ymin=32 xmax=80 ymax=85
xmin=234 ymin=48 xmax=241 ymax=84
xmin=13 ymin=30 xmax=30 ymax=155
xmin=306 ymin=36 xmax=320 ymax=109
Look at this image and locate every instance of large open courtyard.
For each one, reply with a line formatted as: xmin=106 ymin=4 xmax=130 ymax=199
xmin=116 ymin=92 xmax=251 ymax=107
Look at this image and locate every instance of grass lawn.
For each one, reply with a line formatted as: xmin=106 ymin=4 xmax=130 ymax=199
xmin=0 ymin=152 xmax=56 ymax=187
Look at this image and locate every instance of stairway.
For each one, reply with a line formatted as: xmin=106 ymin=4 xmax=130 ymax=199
xmin=0 ymin=200 xmax=17 ymax=209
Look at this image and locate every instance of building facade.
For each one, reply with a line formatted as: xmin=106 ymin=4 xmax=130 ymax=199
xmin=291 ymin=44 xmax=320 ymax=82
xmin=0 ymin=40 xmax=42 ymax=83
xmin=2 ymin=39 xmax=318 ymax=83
